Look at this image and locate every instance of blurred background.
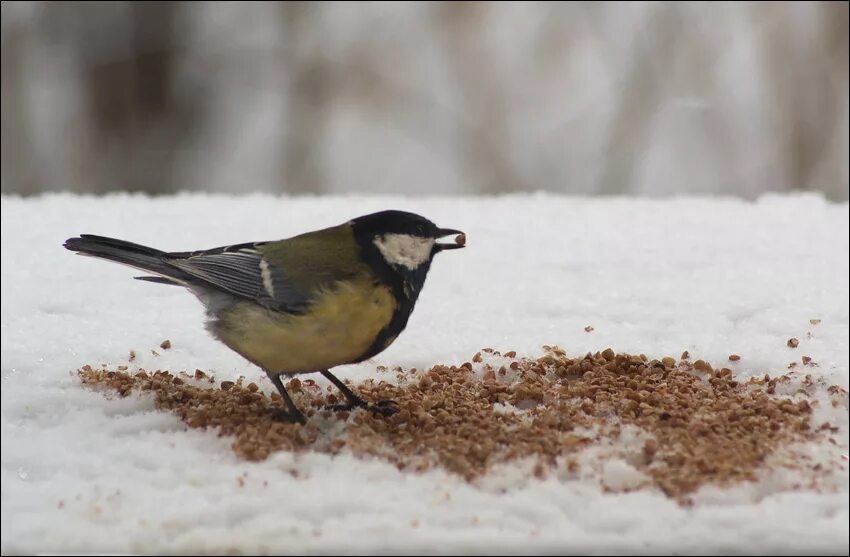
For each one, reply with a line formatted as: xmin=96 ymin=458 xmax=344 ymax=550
xmin=1 ymin=1 xmax=847 ymax=200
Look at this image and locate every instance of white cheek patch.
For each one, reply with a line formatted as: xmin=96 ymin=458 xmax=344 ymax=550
xmin=373 ymin=234 xmax=434 ymax=270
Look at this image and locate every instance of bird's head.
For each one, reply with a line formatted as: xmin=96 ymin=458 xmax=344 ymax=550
xmin=350 ymin=210 xmax=465 ymax=278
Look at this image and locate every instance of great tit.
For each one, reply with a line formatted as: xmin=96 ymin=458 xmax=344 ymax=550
xmin=64 ymin=210 xmax=465 ymax=424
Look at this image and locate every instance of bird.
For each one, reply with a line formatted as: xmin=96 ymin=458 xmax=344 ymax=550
xmin=64 ymin=210 xmax=466 ymax=424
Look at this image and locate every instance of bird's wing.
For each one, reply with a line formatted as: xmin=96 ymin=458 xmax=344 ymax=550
xmin=166 ymin=243 xmax=310 ymax=312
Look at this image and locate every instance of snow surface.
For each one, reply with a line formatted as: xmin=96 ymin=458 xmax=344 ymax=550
xmin=1 ymin=192 xmax=848 ymax=554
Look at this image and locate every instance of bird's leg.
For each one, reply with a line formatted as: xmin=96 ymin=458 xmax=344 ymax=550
xmin=320 ymin=369 xmax=398 ymax=417
xmin=268 ymin=373 xmax=307 ymax=424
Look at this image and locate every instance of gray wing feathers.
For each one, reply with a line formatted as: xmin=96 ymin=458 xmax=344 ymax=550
xmin=169 ymin=250 xmax=307 ymax=311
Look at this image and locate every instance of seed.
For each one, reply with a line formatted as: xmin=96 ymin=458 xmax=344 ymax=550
xmin=681 ymin=350 xmax=689 ymax=360
xmin=787 ymin=338 xmax=799 ymax=348
xmin=584 ymin=325 xmax=594 ymax=332
xmin=728 ymin=354 xmax=741 ymax=361
xmin=160 ymin=339 xmax=172 ymax=350
xmin=533 ymin=463 xmax=546 ymax=479
xmin=77 ymin=344 xmax=825 ymax=501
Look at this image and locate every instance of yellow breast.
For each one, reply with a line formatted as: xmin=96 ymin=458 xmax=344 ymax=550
xmin=212 ymin=277 xmax=396 ymax=375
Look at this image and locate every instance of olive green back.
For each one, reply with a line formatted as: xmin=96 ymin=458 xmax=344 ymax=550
xmin=258 ymin=224 xmax=368 ymax=298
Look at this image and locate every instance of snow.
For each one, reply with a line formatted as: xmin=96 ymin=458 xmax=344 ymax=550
xmin=600 ymin=459 xmax=649 ymax=492
xmin=1 ymin=192 xmax=848 ymax=554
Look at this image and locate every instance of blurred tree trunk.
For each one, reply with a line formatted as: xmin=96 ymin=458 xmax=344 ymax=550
xmin=279 ymin=2 xmax=330 ymax=195
xmin=760 ymin=1 xmax=848 ymax=199
xmin=593 ymin=3 xmax=674 ymax=196
xmin=434 ymin=2 xmax=522 ymax=195
xmin=0 ymin=16 xmax=37 ymax=195
xmin=83 ymin=1 xmax=182 ymax=194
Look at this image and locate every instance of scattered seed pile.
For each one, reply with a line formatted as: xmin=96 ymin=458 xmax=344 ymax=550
xmin=78 ymin=346 xmax=847 ymax=502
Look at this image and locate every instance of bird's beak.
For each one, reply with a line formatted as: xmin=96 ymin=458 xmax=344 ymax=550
xmin=434 ymin=228 xmax=466 ymax=252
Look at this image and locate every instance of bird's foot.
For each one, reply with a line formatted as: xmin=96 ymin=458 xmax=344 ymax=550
xmin=366 ymin=399 xmax=400 ymax=416
xmin=269 ymin=407 xmax=307 ymax=425
xmin=326 ymin=399 xmax=399 ymax=417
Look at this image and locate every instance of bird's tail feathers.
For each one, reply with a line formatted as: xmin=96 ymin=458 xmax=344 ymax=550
xmin=63 ymin=234 xmax=188 ymax=284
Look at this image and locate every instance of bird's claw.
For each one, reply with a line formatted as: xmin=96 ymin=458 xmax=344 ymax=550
xmin=367 ymin=399 xmax=399 ymax=417
xmin=325 ymin=399 xmax=399 ymax=417
xmin=270 ymin=407 xmax=307 ymax=425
